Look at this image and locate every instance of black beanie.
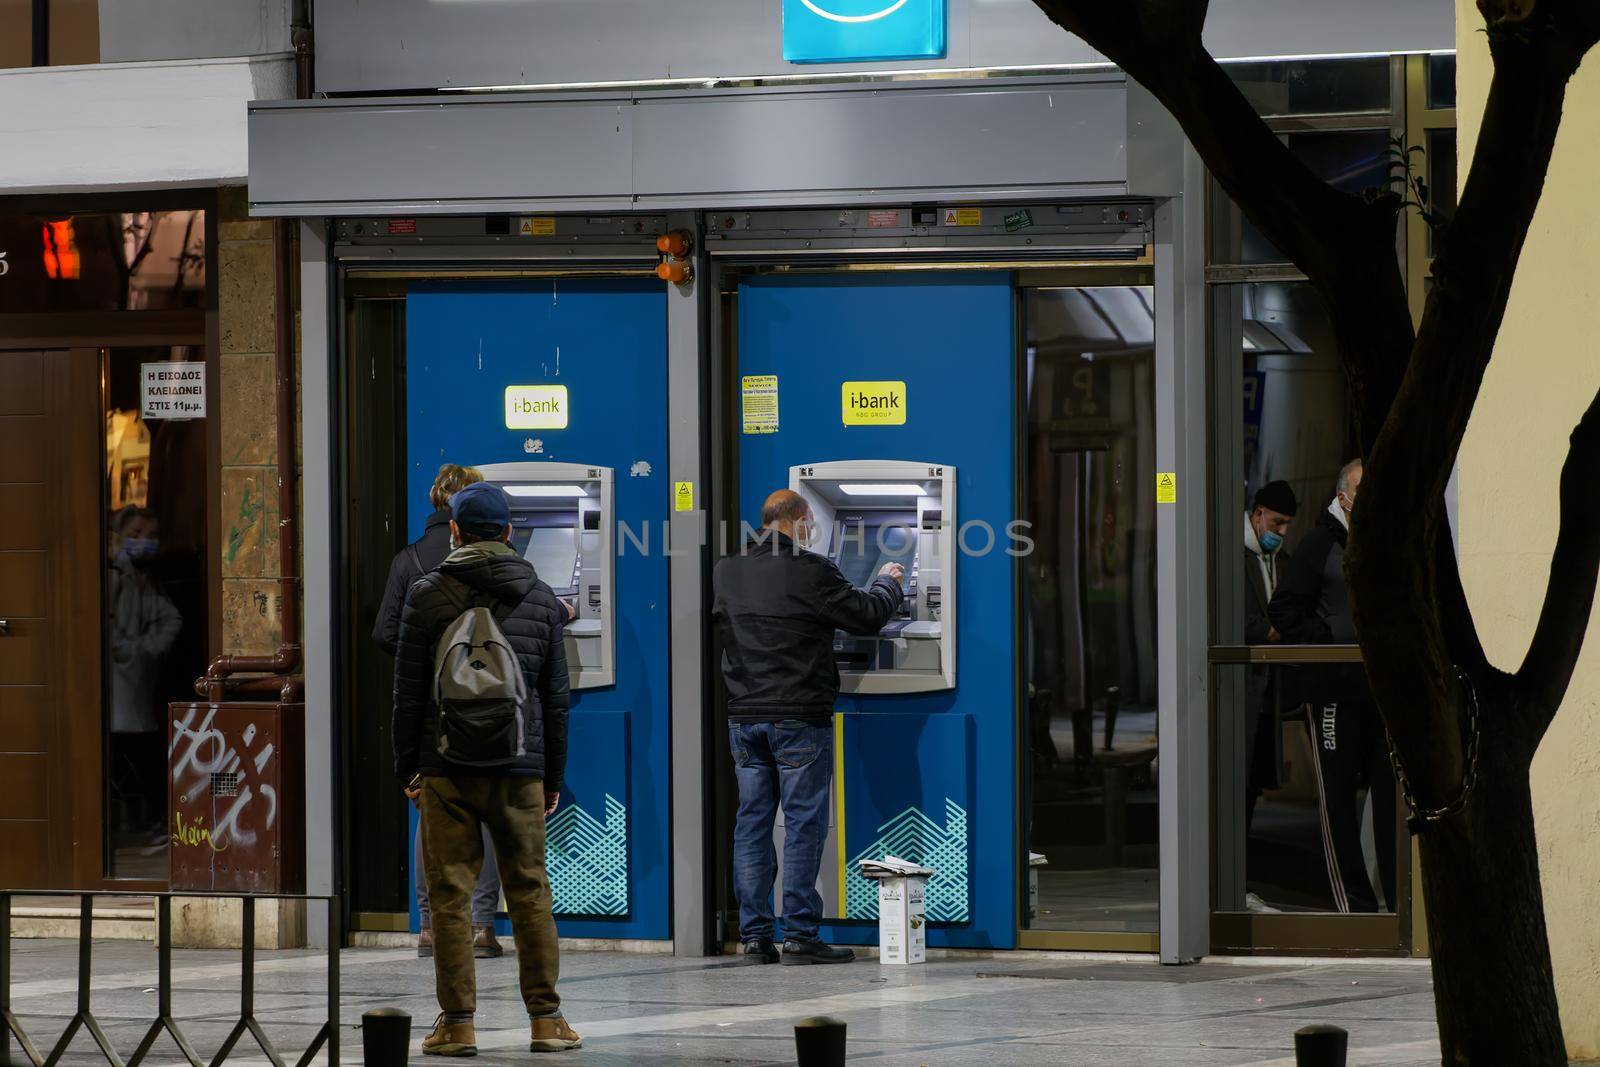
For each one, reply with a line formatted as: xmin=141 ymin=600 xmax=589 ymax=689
xmin=1252 ymin=480 xmax=1298 ymax=517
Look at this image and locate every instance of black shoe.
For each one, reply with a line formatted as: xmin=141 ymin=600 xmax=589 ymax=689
xmin=780 ymin=939 xmax=855 ymax=965
xmin=741 ymin=939 xmax=780 ymax=965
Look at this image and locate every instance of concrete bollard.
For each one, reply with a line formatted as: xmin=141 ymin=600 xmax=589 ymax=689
xmin=1294 ymin=1023 xmax=1348 ymax=1067
xmin=794 ymin=1015 xmax=847 ymax=1067
xmin=362 ymin=1007 xmax=412 ymax=1066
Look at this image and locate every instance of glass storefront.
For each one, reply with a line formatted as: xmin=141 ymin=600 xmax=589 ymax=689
xmin=1020 ymin=285 xmax=1159 ymax=935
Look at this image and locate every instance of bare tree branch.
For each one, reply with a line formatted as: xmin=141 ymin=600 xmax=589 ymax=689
xmin=1348 ymin=3 xmax=1600 ymax=799
xmin=1516 ymin=383 xmax=1600 ymax=722
xmin=1031 ymin=0 xmax=1414 ymax=445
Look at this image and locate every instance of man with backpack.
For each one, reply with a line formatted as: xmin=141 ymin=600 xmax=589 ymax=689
xmin=393 ymin=481 xmax=581 ymax=1056
xmin=375 ymin=463 xmax=506 ymax=961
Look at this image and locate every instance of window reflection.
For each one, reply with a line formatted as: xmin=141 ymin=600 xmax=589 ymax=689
xmin=1022 ymin=285 xmax=1159 ymax=933
xmin=104 ymin=347 xmax=210 ymax=879
xmin=0 ymin=210 xmax=206 ymax=313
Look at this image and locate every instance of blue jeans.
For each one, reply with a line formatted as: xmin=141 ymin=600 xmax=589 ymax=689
xmin=729 ymin=720 xmax=832 ymax=944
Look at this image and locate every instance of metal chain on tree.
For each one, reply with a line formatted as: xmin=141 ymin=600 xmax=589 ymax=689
xmin=1384 ymin=666 xmax=1481 ymax=835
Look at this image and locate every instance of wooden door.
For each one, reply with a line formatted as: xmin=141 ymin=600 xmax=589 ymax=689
xmin=0 ymin=348 xmax=103 ymax=889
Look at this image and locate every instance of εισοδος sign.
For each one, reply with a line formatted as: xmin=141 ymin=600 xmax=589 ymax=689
xmin=142 ymin=362 xmax=207 ymax=420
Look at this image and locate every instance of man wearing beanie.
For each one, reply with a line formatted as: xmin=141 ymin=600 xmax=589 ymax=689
xmin=393 ymin=481 xmax=581 ymax=1055
xmin=1242 ymin=481 xmax=1296 ymax=847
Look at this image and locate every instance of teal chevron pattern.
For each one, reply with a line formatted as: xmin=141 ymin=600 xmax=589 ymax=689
xmin=844 ymin=798 xmax=969 ymax=922
xmin=547 ymin=794 xmax=628 ymax=917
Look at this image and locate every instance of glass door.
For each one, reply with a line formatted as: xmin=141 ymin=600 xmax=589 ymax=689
xmin=1019 ymin=278 xmax=1160 ymax=949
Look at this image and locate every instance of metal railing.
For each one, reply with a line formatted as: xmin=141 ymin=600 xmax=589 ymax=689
xmin=1 ymin=891 xmax=339 ymax=1067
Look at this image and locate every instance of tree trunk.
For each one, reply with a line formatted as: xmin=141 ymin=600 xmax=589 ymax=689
xmin=1418 ymin=684 xmax=1564 ymax=1065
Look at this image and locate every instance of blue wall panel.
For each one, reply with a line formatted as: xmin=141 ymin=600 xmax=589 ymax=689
xmin=736 ymin=273 xmax=1017 ymax=949
xmin=405 ymin=280 xmax=670 ymax=941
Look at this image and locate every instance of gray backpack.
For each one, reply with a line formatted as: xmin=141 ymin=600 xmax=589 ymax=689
xmin=429 ymin=577 xmax=527 ymax=767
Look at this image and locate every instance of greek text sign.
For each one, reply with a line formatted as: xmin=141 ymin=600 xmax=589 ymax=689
xmin=142 ymin=362 xmax=207 ymax=420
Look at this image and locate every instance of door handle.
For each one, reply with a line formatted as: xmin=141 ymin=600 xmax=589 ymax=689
xmin=0 ymin=619 xmax=9 ymax=636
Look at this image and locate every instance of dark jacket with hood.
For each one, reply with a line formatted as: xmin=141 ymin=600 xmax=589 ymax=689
xmin=1268 ymin=505 xmax=1355 ymax=646
xmin=712 ymin=530 xmax=904 ymax=725
xmin=373 ymin=508 xmax=453 ymax=657
xmin=392 ymin=540 xmax=570 ymax=789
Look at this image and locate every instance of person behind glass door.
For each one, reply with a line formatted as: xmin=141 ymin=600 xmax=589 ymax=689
xmin=712 ymin=489 xmax=905 ymax=965
xmin=1268 ymin=459 xmax=1397 ymax=914
xmin=375 ymin=463 xmax=505 ymax=960
xmin=1242 ymin=480 xmax=1297 ymax=831
xmin=108 ymin=506 xmax=182 ymax=848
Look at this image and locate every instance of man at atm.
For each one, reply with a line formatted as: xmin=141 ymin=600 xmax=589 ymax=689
xmin=712 ymin=489 xmax=905 ymax=966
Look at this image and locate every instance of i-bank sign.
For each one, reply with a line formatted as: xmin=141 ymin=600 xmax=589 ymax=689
xmin=782 ymin=0 xmax=948 ymax=63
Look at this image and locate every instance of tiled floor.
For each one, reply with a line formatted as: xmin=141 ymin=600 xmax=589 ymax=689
xmin=3 ymin=938 xmax=1444 ymax=1065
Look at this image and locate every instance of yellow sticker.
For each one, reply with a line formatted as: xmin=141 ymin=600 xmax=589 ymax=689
xmin=941 ymin=207 xmax=982 ymax=227
xmin=504 ymin=385 xmax=568 ymax=429
xmin=674 ymin=481 xmax=695 ymax=512
xmin=741 ymin=374 xmax=779 ymax=434
xmin=842 ymin=381 xmax=907 ymax=426
xmin=1156 ymin=472 xmax=1178 ymax=504
xmin=518 ymin=217 xmax=557 ymax=236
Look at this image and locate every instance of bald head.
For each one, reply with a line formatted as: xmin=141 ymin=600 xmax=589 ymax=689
xmin=761 ymin=489 xmax=812 ymax=541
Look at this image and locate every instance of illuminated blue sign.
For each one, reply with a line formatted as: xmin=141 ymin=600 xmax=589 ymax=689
xmin=782 ymin=0 xmax=948 ymax=64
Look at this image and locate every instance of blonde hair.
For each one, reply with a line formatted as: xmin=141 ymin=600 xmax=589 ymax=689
xmin=430 ymin=464 xmax=484 ymax=510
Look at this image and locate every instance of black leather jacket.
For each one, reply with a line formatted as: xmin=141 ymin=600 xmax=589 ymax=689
xmin=392 ymin=541 xmax=570 ymax=788
xmin=712 ymin=530 xmax=904 ymax=724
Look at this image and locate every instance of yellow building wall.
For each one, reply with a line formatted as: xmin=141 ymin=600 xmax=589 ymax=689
xmin=1456 ymin=4 xmax=1600 ymax=1056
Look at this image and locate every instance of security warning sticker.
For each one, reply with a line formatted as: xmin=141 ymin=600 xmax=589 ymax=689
xmin=941 ymin=207 xmax=982 ymax=227
xmin=674 ymin=481 xmax=695 ymax=512
xmin=504 ymin=385 xmax=568 ymax=429
xmin=518 ymin=217 xmax=557 ymax=236
xmin=1156 ymin=472 xmax=1178 ymax=504
xmin=867 ymin=209 xmax=903 ymax=228
xmin=842 ymin=381 xmax=907 ymax=426
xmin=742 ymin=374 xmax=780 ymax=434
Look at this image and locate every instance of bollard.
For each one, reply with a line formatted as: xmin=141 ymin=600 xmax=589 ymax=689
xmin=1294 ymin=1023 xmax=1348 ymax=1067
xmin=794 ymin=1015 xmax=847 ymax=1067
xmin=363 ymin=1007 xmax=412 ymax=1066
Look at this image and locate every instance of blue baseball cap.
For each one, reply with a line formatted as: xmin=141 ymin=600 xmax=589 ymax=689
xmin=450 ymin=482 xmax=511 ymax=538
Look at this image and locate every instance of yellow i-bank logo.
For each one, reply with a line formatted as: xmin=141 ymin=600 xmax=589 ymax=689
xmin=504 ymin=385 xmax=568 ymax=429
xmin=841 ymin=380 xmax=906 ymax=426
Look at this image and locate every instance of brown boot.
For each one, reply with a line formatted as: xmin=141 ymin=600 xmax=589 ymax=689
xmin=417 ymin=926 xmax=434 ymax=959
xmin=421 ymin=1014 xmax=477 ymax=1057
xmin=472 ymin=925 xmax=503 ymax=959
xmin=529 ymin=1015 xmax=582 ymax=1053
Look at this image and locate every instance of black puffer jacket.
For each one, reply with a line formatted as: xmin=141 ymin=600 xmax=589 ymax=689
xmin=372 ymin=508 xmax=452 ymax=656
xmin=392 ymin=541 xmax=570 ymax=789
xmin=713 ymin=530 xmax=904 ymax=725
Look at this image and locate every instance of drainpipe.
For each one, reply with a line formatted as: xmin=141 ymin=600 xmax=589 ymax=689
xmin=196 ymin=26 xmax=312 ymax=704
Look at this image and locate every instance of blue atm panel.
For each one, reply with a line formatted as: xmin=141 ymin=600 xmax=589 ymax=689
xmin=405 ymin=280 xmax=669 ymax=941
xmin=737 ymin=273 xmax=1017 ymax=949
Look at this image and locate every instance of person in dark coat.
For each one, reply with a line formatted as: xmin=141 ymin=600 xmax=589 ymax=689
xmin=393 ymin=481 xmax=579 ymax=1056
xmin=712 ymin=489 xmax=905 ymax=967
xmin=374 ymin=464 xmax=506 ymax=960
xmin=1243 ymin=480 xmax=1296 ymax=831
xmin=1269 ymin=458 xmax=1397 ymax=914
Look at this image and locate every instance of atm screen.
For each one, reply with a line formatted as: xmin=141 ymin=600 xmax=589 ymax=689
xmin=521 ymin=525 xmax=579 ymax=592
xmin=835 ymin=521 xmax=916 ymax=590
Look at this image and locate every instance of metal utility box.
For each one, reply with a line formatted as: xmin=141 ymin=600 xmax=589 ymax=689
xmin=168 ymin=701 xmax=305 ymax=893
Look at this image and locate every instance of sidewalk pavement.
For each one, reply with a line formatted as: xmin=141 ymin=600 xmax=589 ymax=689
xmin=3 ymin=938 xmax=1443 ymax=1065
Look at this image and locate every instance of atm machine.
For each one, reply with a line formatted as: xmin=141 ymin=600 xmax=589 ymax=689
xmin=791 ymin=459 xmax=957 ymax=693
xmin=475 ymin=461 xmax=614 ymax=690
